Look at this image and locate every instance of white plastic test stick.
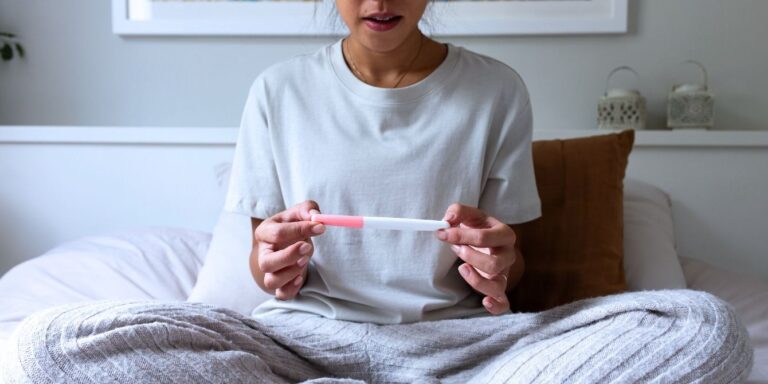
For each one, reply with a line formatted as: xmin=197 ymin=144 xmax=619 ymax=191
xmin=310 ymin=214 xmax=450 ymax=231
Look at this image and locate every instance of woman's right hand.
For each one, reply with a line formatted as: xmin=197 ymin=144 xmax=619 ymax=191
xmin=252 ymin=200 xmax=325 ymax=300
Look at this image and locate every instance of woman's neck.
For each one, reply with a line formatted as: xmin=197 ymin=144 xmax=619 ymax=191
xmin=344 ymin=32 xmax=448 ymax=88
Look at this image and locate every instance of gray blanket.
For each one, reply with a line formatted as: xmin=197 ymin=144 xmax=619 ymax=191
xmin=0 ymin=290 xmax=752 ymax=383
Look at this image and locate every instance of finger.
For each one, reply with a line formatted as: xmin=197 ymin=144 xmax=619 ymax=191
xmin=482 ymin=295 xmax=510 ymax=315
xmin=274 ymin=200 xmax=321 ymax=223
xmin=275 ymin=274 xmax=305 ymax=301
xmin=263 ymin=264 xmax=306 ymax=292
xmin=441 ymin=203 xmax=491 ymax=228
xmin=450 ymin=244 xmax=514 ymax=276
xmin=256 ymin=220 xmax=325 ymax=245
xmin=436 ymin=222 xmax=513 ymax=248
xmin=458 ymin=263 xmax=508 ymax=302
xmin=258 ymin=241 xmax=313 ymax=273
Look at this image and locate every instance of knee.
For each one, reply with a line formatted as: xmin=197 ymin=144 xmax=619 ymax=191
xmin=1 ymin=302 xmax=96 ymax=382
xmin=671 ymin=290 xmax=742 ymax=328
xmin=661 ymin=290 xmax=753 ymax=379
xmin=659 ymin=290 xmax=746 ymax=337
xmin=1 ymin=300 xmax=257 ymax=383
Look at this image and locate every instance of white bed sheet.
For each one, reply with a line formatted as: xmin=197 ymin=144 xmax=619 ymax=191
xmin=0 ymin=229 xmax=765 ymax=382
xmin=681 ymin=257 xmax=768 ymax=383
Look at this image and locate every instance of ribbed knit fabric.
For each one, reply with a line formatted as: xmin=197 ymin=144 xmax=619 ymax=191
xmin=0 ymin=290 xmax=752 ymax=383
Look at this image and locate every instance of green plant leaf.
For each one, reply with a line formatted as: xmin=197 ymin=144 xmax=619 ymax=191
xmin=1 ymin=43 xmax=13 ymax=61
xmin=0 ymin=32 xmax=16 ymax=38
xmin=15 ymin=43 xmax=24 ymax=58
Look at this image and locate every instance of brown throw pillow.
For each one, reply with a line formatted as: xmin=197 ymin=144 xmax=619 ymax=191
xmin=508 ymin=130 xmax=635 ymax=312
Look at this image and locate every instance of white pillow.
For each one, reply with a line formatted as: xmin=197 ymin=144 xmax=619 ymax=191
xmin=622 ymin=178 xmax=687 ymax=290
xmin=188 ymin=164 xmax=687 ymax=315
xmin=0 ymin=228 xmax=210 ymax=341
xmin=187 ymin=211 xmax=273 ymax=314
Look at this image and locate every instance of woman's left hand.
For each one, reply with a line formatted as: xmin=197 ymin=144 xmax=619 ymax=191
xmin=435 ymin=204 xmax=519 ymax=315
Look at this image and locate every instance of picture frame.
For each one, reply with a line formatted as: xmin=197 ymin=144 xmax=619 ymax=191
xmin=112 ymin=0 xmax=628 ymax=36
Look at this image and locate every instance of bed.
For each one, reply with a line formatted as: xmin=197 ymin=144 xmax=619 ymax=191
xmin=0 ymin=179 xmax=764 ymax=382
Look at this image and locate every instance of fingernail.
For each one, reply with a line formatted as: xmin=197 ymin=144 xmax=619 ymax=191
xmin=450 ymin=244 xmax=461 ymax=253
xmin=297 ymin=256 xmax=309 ymax=267
xmin=459 ymin=264 xmax=470 ymax=277
xmin=442 ymin=213 xmax=455 ymax=222
xmin=293 ymin=275 xmax=303 ymax=286
xmin=436 ymin=230 xmax=447 ymax=241
xmin=485 ymin=299 xmax=494 ymax=310
xmin=312 ymin=224 xmax=325 ymax=234
xmin=299 ymin=243 xmax=311 ymax=255
xmin=309 ymin=209 xmax=320 ymax=216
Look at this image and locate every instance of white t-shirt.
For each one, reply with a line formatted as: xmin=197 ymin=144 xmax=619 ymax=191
xmin=225 ymin=39 xmax=541 ymax=324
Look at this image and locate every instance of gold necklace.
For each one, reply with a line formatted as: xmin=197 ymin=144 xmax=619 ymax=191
xmin=343 ymin=35 xmax=425 ymax=89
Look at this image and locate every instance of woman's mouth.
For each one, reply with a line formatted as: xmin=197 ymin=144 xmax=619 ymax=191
xmin=362 ymin=15 xmax=403 ymax=32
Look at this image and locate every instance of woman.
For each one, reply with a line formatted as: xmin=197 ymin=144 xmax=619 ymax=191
xmin=1 ymin=1 xmax=752 ymax=382
xmin=227 ymin=0 xmax=539 ymax=324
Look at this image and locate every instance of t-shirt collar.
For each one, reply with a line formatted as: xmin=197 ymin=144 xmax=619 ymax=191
xmin=329 ymin=38 xmax=459 ymax=104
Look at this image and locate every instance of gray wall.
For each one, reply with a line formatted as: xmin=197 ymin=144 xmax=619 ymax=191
xmin=1 ymin=0 xmax=767 ymax=131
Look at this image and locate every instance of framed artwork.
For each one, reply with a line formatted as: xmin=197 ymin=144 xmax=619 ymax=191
xmin=112 ymin=0 xmax=628 ymax=36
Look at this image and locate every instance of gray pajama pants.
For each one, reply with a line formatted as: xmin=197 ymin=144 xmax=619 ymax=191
xmin=0 ymin=290 xmax=753 ymax=383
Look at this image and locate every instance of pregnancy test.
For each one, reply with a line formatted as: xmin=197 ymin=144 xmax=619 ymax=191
xmin=310 ymin=214 xmax=450 ymax=231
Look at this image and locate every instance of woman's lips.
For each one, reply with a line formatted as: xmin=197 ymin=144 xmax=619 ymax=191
xmin=363 ymin=16 xmax=402 ymax=32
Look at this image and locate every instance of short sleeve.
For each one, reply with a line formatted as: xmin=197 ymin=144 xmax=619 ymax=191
xmin=223 ymin=79 xmax=286 ymax=219
xmin=478 ymin=78 xmax=541 ymax=225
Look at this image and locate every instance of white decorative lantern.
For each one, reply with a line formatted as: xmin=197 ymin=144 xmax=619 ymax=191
xmin=668 ymin=60 xmax=714 ymax=130
xmin=598 ymin=66 xmax=646 ymax=130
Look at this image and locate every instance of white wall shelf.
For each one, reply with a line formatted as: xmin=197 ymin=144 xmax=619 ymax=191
xmin=0 ymin=126 xmax=235 ymax=146
xmin=534 ymin=129 xmax=768 ymax=148
xmin=2 ymin=126 xmax=768 ymax=148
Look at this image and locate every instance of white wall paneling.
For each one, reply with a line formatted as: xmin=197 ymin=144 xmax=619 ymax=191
xmin=2 ymin=126 xmax=767 ymax=283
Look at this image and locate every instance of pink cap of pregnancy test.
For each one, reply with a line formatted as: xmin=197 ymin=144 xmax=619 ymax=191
xmin=310 ymin=214 xmax=364 ymax=228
